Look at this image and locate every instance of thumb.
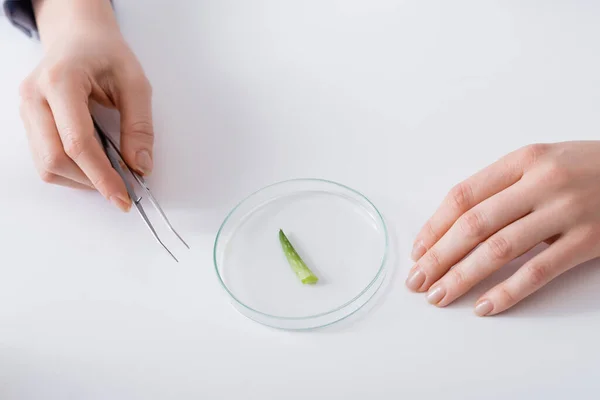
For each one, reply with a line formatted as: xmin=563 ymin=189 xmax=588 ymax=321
xmin=118 ymin=76 xmax=154 ymax=176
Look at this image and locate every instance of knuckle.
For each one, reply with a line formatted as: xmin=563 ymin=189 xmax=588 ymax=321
xmin=554 ymin=193 xmax=584 ymax=221
xmin=486 ymin=236 xmax=512 ymax=260
xmin=458 ymin=210 xmax=486 ymax=238
xmin=424 ymin=220 xmax=439 ymax=242
xmin=558 ymin=192 xmax=579 ymax=209
xmin=18 ymin=78 xmax=37 ymax=100
xmin=128 ymin=74 xmax=152 ymax=95
xmin=525 ymin=262 xmax=549 ymax=287
xmin=446 ymin=182 xmax=473 ymax=213
xmin=539 ymin=161 xmax=569 ymax=186
xmin=89 ymin=174 xmax=109 ymax=191
xmin=498 ymin=286 xmax=516 ymax=305
xmin=41 ymin=66 xmax=63 ymax=88
xmin=40 ymin=63 xmax=72 ymax=89
xmin=449 ymin=268 xmax=466 ymax=288
xmin=521 ymin=143 xmax=550 ymax=166
xmin=126 ymin=120 xmax=154 ymax=139
xmin=62 ymin=131 xmax=88 ymax=160
xmin=424 ymin=248 xmax=442 ymax=270
xmin=40 ymin=150 xmax=67 ymax=173
xmin=38 ymin=170 xmax=56 ymax=184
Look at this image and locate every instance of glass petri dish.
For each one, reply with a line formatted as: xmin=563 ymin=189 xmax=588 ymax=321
xmin=213 ymin=179 xmax=388 ymax=330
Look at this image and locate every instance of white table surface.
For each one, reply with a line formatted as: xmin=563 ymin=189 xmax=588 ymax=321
xmin=1 ymin=1 xmax=600 ymax=399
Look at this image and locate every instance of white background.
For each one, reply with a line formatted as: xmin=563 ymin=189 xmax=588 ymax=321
xmin=1 ymin=1 xmax=600 ymax=399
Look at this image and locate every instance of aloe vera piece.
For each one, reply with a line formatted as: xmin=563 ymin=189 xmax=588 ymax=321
xmin=279 ymin=229 xmax=319 ymax=285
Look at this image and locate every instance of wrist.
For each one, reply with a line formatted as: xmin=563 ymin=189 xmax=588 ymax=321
xmin=33 ymin=0 xmax=119 ymax=47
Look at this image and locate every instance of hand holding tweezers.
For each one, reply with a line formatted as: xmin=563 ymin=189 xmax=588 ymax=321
xmin=92 ymin=117 xmax=189 ymax=262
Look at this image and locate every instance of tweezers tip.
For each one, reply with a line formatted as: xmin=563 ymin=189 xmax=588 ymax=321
xmin=167 ymin=250 xmax=179 ymax=263
xmin=178 ymin=235 xmax=191 ymax=249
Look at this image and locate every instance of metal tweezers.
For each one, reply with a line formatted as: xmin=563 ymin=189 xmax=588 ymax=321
xmin=93 ymin=117 xmax=189 ymax=262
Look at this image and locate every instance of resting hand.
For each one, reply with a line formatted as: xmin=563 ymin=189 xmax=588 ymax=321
xmin=407 ymin=141 xmax=600 ymax=316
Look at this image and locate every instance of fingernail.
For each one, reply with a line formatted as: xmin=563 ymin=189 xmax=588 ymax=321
xmin=426 ymin=285 xmax=446 ymax=305
xmin=110 ymin=194 xmax=131 ymax=212
xmin=135 ymin=150 xmax=153 ymax=175
xmin=475 ymin=300 xmax=493 ymax=317
xmin=405 ymin=269 xmax=426 ymax=291
xmin=411 ymin=241 xmax=426 ymax=261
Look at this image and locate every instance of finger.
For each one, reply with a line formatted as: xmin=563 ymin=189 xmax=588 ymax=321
xmin=425 ymin=208 xmax=563 ymax=307
xmin=21 ymin=97 xmax=93 ymax=187
xmin=44 ymin=80 xmax=131 ymax=212
xmin=474 ymin=230 xmax=596 ymax=316
xmin=116 ymin=75 xmax=154 ymax=175
xmin=408 ymin=179 xmax=537 ymax=292
xmin=36 ymin=172 xmax=95 ymax=190
xmin=411 ymin=144 xmax=549 ymax=261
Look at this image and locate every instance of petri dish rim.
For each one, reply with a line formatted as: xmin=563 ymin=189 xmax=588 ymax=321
xmin=213 ymin=178 xmax=389 ymax=321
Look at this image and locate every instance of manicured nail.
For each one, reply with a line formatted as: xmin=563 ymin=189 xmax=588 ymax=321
xmin=426 ymin=285 xmax=446 ymax=305
xmin=135 ymin=150 xmax=153 ymax=175
xmin=110 ymin=194 xmax=131 ymax=212
xmin=411 ymin=240 xmax=426 ymax=261
xmin=406 ymin=269 xmax=426 ymax=291
xmin=475 ymin=300 xmax=493 ymax=316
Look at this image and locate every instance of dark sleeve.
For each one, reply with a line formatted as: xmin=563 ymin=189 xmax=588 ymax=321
xmin=3 ymin=0 xmax=38 ymax=39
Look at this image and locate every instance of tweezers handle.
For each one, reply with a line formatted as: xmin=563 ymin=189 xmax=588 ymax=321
xmin=96 ymin=124 xmax=140 ymax=203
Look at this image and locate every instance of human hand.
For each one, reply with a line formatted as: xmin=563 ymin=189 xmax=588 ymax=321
xmin=406 ymin=141 xmax=600 ymax=316
xmin=19 ymin=0 xmax=154 ymax=211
